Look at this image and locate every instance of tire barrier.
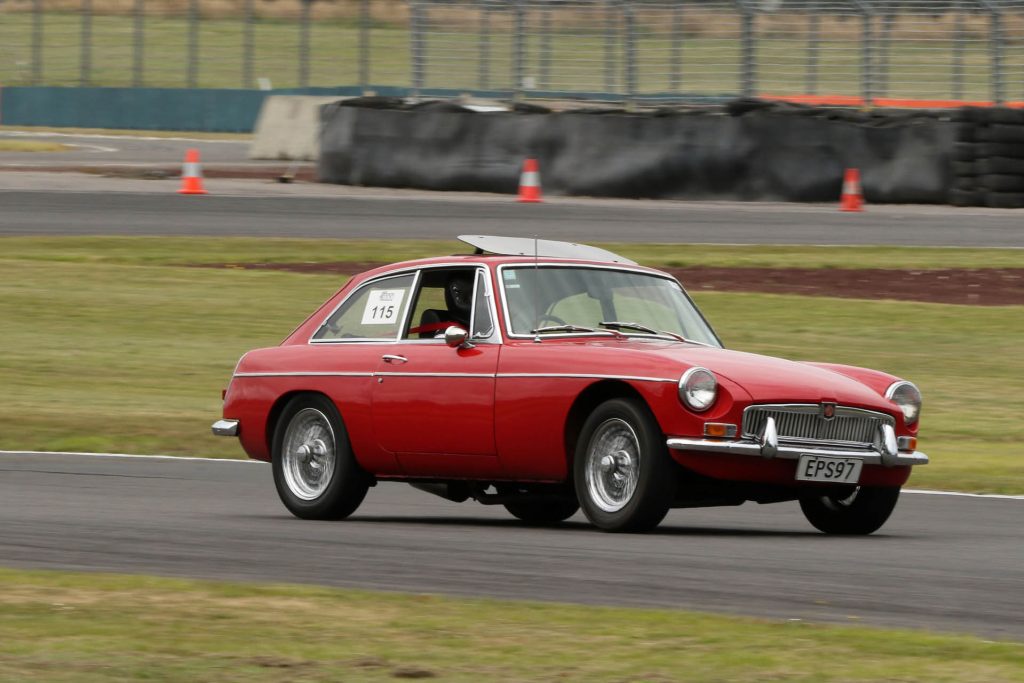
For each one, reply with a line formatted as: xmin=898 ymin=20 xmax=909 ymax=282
xmin=950 ymin=107 xmax=1024 ymax=208
xmin=318 ymin=98 xmax=955 ymax=204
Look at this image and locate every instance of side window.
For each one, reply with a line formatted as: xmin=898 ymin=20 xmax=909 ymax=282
xmin=311 ymin=274 xmax=415 ymax=341
xmin=404 ymin=268 xmax=476 ymax=340
xmin=471 ymin=269 xmax=494 ymax=339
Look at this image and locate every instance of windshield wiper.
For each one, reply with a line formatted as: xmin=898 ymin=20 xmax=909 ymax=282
xmin=531 ymin=324 xmax=598 ymax=335
xmin=600 ymin=321 xmax=688 ymax=342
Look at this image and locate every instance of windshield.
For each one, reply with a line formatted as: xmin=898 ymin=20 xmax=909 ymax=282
xmin=500 ymin=266 xmax=721 ymax=347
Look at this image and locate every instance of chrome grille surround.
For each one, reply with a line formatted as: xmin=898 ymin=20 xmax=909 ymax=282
xmin=742 ymin=404 xmax=895 ymax=452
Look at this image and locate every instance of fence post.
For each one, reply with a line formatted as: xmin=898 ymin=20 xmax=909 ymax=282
xmin=978 ymin=0 xmax=1005 ymax=105
xmin=540 ymin=3 xmax=552 ymax=91
xmin=806 ymin=7 xmax=819 ymax=95
xmin=852 ymin=0 xmax=873 ymax=107
xmin=299 ymin=0 xmax=311 ymax=88
xmin=31 ymin=0 xmax=42 ymax=85
xmin=187 ymin=0 xmax=199 ymax=88
xmin=478 ymin=1 xmax=491 ymax=90
xmin=411 ymin=1 xmax=426 ymax=96
xmin=513 ymin=0 xmax=525 ymax=98
xmin=243 ymin=0 xmax=254 ymax=89
xmin=623 ymin=2 xmax=636 ymax=107
xmin=604 ymin=0 xmax=617 ymax=92
xmin=877 ymin=12 xmax=893 ymax=98
xmin=738 ymin=0 xmax=756 ymax=98
xmin=670 ymin=2 xmax=683 ymax=93
xmin=80 ymin=0 xmax=92 ymax=86
xmin=133 ymin=0 xmax=144 ymax=87
xmin=953 ymin=2 xmax=965 ymax=101
xmin=359 ymin=0 xmax=370 ymax=91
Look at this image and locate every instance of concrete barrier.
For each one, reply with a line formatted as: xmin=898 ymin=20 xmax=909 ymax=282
xmin=248 ymin=96 xmax=347 ymax=161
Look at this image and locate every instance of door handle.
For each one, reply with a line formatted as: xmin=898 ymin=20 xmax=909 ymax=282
xmin=381 ymin=354 xmax=408 ymax=364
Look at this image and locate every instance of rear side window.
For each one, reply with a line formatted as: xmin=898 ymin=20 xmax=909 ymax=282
xmin=312 ymin=274 xmax=415 ymax=341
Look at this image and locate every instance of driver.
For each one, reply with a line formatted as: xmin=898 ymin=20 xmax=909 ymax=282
xmin=444 ymin=273 xmax=473 ymax=329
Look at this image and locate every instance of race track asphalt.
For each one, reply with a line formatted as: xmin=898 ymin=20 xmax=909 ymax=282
xmin=2 ymin=452 xmax=1021 ymax=640
xmin=1 ymin=174 xmax=1024 ymax=246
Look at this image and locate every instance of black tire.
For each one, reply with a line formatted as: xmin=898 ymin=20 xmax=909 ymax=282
xmin=978 ymin=142 xmax=1024 ymax=158
xmin=977 ymin=157 xmax=1024 ymax=175
xmin=980 ymin=173 xmax=1024 ymax=192
xmin=949 ymin=188 xmax=983 ymax=207
xmin=952 ymin=122 xmax=976 ymax=143
xmin=985 ymin=191 xmax=1024 ymax=209
xmin=979 ymin=123 xmax=1024 ymax=144
xmin=799 ymin=486 xmax=901 ymax=535
xmin=573 ymin=398 xmax=675 ymax=533
xmin=951 ymin=160 xmax=976 ymax=177
xmin=952 ymin=177 xmax=978 ymax=193
xmin=271 ymin=394 xmax=369 ymax=520
xmin=504 ymin=497 xmax=579 ymax=525
xmin=984 ymin=107 xmax=1024 ymax=126
xmin=951 ymin=142 xmax=976 ymax=162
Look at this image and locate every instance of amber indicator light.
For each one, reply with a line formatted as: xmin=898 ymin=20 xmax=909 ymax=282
xmin=704 ymin=423 xmax=736 ymax=438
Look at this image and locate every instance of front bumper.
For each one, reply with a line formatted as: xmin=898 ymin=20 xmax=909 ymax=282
xmin=667 ymin=417 xmax=928 ymax=467
xmin=211 ymin=419 xmax=240 ymax=437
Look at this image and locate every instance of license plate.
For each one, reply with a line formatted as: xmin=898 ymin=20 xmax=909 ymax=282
xmin=795 ymin=455 xmax=863 ymax=484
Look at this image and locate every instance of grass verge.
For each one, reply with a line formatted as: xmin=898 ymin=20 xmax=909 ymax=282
xmin=0 ymin=140 xmax=74 ymax=152
xmin=0 ymin=568 xmax=1020 ymax=682
xmin=0 ymin=237 xmax=1020 ymax=493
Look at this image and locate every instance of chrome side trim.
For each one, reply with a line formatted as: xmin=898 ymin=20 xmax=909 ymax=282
xmin=666 ymin=436 xmax=929 ymax=467
xmin=376 ymin=372 xmax=497 ymax=378
xmin=234 ymin=371 xmax=373 ymax=378
xmin=211 ymin=419 xmax=240 ymax=437
xmin=498 ymin=372 xmax=676 ymax=383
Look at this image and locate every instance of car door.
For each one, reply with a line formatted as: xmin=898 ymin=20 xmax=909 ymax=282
xmin=371 ymin=266 xmax=502 ymax=477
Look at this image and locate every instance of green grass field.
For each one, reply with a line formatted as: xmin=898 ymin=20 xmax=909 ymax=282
xmin=0 ymin=237 xmax=1020 ymax=493
xmin=0 ymin=10 xmax=1014 ymax=99
xmin=0 ymin=568 xmax=1020 ymax=682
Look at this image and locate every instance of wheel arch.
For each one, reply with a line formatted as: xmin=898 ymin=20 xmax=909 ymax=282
xmin=265 ymin=390 xmax=340 ymax=460
xmin=563 ymin=380 xmax=652 ymax=471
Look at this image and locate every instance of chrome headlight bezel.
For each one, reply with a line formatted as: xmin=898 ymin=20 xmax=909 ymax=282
xmin=885 ymin=380 xmax=922 ymax=426
xmin=679 ymin=367 xmax=718 ymax=412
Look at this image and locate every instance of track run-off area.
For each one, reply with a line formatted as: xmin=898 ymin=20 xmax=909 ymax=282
xmin=1 ymin=451 xmax=1021 ymax=640
xmin=1 ymin=172 xmax=1024 ymax=247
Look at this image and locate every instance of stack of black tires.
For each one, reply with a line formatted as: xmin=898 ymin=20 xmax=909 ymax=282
xmin=951 ymin=107 xmax=1024 ymax=208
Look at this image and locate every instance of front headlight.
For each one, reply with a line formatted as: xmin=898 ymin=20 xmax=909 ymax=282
xmin=679 ymin=367 xmax=717 ymax=412
xmin=885 ymin=380 xmax=922 ymax=426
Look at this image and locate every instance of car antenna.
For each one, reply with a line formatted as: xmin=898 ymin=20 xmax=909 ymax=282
xmin=533 ymin=235 xmax=541 ymax=343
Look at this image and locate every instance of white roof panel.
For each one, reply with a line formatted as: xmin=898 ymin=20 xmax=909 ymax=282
xmin=458 ymin=235 xmax=637 ymax=265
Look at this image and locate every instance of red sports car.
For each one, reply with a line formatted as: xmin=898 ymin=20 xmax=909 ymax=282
xmin=213 ymin=235 xmax=927 ymax=534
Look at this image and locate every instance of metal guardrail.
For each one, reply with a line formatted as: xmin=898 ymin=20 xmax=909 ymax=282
xmin=1 ymin=0 xmax=1023 ymax=106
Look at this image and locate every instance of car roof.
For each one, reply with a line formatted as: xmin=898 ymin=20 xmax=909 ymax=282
xmin=349 ymin=254 xmax=666 ymax=283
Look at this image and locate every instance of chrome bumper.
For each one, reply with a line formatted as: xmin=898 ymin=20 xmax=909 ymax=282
xmin=211 ymin=419 xmax=240 ymax=437
xmin=666 ymin=417 xmax=928 ymax=467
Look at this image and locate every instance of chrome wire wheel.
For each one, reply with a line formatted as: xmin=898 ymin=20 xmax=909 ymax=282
xmin=281 ymin=407 xmax=337 ymax=501
xmin=584 ymin=418 xmax=641 ymax=513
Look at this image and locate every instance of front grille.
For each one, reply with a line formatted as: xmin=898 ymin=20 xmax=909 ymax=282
xmin=742 ymin=404 xmax=894 ymax=450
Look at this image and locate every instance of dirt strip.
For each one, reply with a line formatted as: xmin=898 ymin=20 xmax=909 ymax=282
xmin=193 ymin=262 xmax=1024 ymax=306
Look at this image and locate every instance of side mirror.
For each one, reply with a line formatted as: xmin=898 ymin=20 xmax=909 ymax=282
xmin=444 ymin=326 xmax=474 ymax=349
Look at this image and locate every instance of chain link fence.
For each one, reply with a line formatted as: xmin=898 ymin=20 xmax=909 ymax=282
xmin=2 ymin=0 xmax=1024 ymax=105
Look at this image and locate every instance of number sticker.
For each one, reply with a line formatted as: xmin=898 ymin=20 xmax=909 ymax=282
xmin=361 ymin=289 xmax=406 ymax=325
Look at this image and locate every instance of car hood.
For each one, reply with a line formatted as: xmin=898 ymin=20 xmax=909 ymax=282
xmin=594 ymin=339 xmax=891 ymax=409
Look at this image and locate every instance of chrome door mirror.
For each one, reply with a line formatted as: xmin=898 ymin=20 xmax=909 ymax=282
xmin=444 ymin=326 xmax=474 ymax=349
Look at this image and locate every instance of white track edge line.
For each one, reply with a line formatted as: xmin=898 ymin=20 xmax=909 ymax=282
xmin=0 ymin=450 xmax=1020 ymax=498
xmin=0 ymin=450 xmax=262 ymax=463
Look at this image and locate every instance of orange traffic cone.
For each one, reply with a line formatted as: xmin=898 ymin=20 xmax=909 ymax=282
xmin=840 ymin=168 xmax=863 ymax=212
xmin=178 ymin=148 xmax=208 ymax=195
xmin=517 ymin=158 xmax=543 ymax=203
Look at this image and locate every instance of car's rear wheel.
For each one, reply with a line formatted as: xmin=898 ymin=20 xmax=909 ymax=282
xmin=799 ymin=486 xmax=900 ymax=535
xmin=573 ymin=398 xmax=675 ymax=533
xmin=272 ymin=394 xmax=369 ymax=520
xmin=503 ymin=497 xmax=579 ymax=525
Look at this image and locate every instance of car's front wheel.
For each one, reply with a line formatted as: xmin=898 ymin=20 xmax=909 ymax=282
xmin=799 ymin=486 xmax=900 ymax=535
xmin=272 ymin=394 xmax=369 ymax=520
xmin=573 ymin=398 xmax=675 ymax=533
